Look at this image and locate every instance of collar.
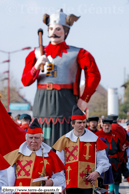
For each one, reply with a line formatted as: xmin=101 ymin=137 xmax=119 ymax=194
xmin=65 ymin=128 xmax=98 ymax=142
xmin=89 ymin=128 xmax=98 ymax=134
xmin=44 ymin=41 xmax=69 ymax=58
xmin=98 ymin=130 xmax=118 ymax=143
xmin=18 ymin=141 xmax=51 ymax=157
xmin=20 ymin=124 xmax=29 ymax=130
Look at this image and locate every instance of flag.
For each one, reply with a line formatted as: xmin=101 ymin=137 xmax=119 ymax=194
xmin=0 ymin=101 xmax=26 ymax=170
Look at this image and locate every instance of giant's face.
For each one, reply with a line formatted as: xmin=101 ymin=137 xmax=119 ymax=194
xmin=48 ymin=24 xmax=66 ymax=45
xmin=26 ymin=133 xmax=43 ymax=151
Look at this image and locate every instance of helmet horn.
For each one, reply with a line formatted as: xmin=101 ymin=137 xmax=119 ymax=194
xmin=43 ymin=14 xmax=50 ymax=25
xmin=66 ymin=14 xmax=80 ymax=26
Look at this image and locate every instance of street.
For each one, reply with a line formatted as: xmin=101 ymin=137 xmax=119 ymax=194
xmin=118 ymin=180 xmax=129 ymax=194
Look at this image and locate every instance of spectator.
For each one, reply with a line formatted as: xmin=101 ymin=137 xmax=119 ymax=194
xmin=19 ymin=114 xmax=32 ymax=131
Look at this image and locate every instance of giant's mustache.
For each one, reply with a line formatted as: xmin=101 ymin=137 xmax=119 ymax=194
xmin=48 ymin=34 xmax=61 ymax=38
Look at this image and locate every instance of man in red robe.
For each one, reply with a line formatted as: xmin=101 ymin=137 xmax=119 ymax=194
xmin=97 ymin=118 xmax=122 ymax=194
xmin=0 ymin=118 xmax=65 ymax=192
xmin=87 ymin=116 xmax=99 ymax=134
xmin=21 ymin=9 xmax=101 ymax=146
xmin=53 ymin=105 xmax=110 ymax=194
xmin=108 ymin=115 xmax=129 ymax=182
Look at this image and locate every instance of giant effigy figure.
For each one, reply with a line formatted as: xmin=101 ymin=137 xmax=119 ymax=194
xmin=21 ymin=9 xmax=101 ymax=146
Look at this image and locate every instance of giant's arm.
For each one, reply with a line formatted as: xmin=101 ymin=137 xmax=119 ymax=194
xmin=21 ymin=51 xmax=39 ymax=86
xmin=77 ymin=49 xmax=101 ymax=102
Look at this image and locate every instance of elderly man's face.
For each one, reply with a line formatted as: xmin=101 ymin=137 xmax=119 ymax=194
xmin=103 ymin=123 xmax=111 ymax=133
xmin=26 ymin=133 xmax=44 ymax=151
xmin=48 ymin=24 xmax=66 ymax=45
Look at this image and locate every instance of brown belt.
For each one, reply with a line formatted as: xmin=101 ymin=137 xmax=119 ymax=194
xmin=37 ymin=83 xmax=73 ymax=90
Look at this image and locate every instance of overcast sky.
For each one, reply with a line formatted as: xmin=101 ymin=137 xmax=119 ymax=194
xmin=0 ymin=0 xmax=129 ymax=104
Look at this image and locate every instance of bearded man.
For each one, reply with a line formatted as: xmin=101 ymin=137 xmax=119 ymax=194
xmin=88 ymin=116 xmax=99 ymax=134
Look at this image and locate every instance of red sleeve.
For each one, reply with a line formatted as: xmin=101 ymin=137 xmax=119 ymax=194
xmin=21 ymin=50 xmax=40 ymax=86
xmin=77 ymin=48 xmax=101 ymax=102
xmin=96 ymin=137 xmax=108 ymax=151
xmin=49 ymin=150 xmax=65 ymax=173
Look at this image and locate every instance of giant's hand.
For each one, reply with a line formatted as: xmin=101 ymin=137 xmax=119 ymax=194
xmin=86 ymin=171 xmax=99 ymax=185
xmin=77 ymin=98 xmax=87 ymax=112
xmin=35 ymin=55 xmax=48 ymax=70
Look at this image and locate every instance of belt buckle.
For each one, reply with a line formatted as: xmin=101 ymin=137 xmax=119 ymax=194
xmin=47 ymin=83 xmax=53 ymax=90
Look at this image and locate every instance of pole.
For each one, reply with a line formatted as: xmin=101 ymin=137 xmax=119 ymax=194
xmin=0 ymin=47 xmax=31 ymax=111
xmin=7 ymin=53 xmax=10 ymax=111
xmin=38 ymin=28 xmax=44 ymax=72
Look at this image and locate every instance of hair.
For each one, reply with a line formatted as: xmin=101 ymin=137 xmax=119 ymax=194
xmin=63 ymin=26 xmax=70 ymax=40
xmin=25 ymin=133 xmax=44 ymax=140
xmin=15 ymin=114 xmax=21 ymax=120
xmin=22 ymin=117 xmax=31 ymax=122
xmin=71 ymin=120 xmax=75 ymax=124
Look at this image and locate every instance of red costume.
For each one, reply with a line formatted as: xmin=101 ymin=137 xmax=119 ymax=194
xmin=111 ymin=123 xmax=129 ymax=181
xmin=97 ymin=130 xmax=121 ymax=184
xmin=22 ymin=42 xmax=100 ymax=102
xmin=0 ymin=118 xmax=65 ymax=193
xmin=21 ymin=42 xmax=100 ymax=146
xmin=21 ymin=9 xmax=101 ymax=147
xmin=3 ymin=145 xmax=64 ymax=187
xmin=20 ymin=123 xmax=30 ymax=132
xmin=111 ymin=123 xmax=129 ymax=162
xmin=53 ymin=129 xmax=108 ymax=190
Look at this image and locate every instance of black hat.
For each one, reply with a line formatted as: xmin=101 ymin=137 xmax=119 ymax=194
xmin=108 ymin=114 xmax=118 ymax=123
xmin=102 ymin=118 xmax=113 ymax=124
xmin=126 ymin=120 xmax=129 ymax=126
xmin=27 ymin=118 xmax=43 ymax=134
xmin=19 ymin=114 xmax=32 ymax=122
xmin=88 ymin=116 xmax=99 ymax=122
xmin=8 ymin=111 xmax=12 ymax=116
xmin=71 ymin=105 xmax=86 ymax=121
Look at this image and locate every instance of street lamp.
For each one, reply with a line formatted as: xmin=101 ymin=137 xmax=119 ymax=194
xmin=0 ymin=47 xmax=31 ymax=111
